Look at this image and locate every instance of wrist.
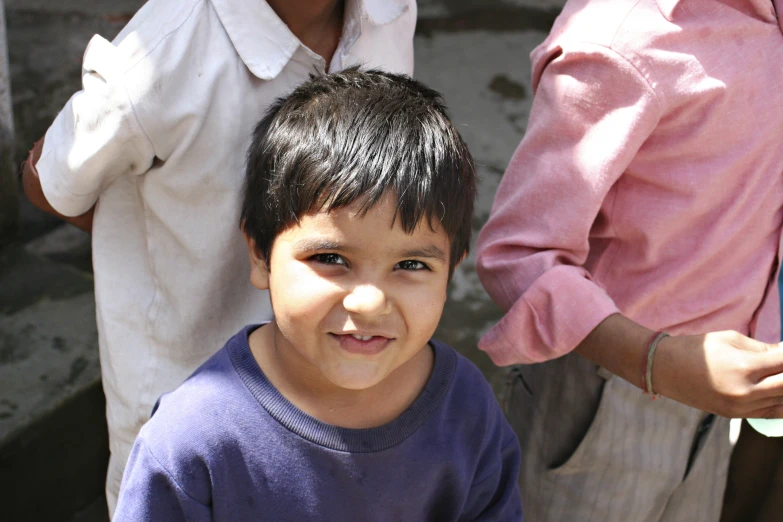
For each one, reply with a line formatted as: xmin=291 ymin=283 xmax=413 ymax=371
xmin=575 ymin=313 xmax=654 ymax=389
xmin=648 ymin=334 xmax=678 ymax=398
xmin=22 ymin=139 xmax=43 ymax=183
xmin=642 ymin=332 xmax=669 ymax=397
xmin=31 ymin=138 xmax=44 ymax=164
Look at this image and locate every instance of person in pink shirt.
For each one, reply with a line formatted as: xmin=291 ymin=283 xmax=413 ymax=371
xmin=476 ymin=0 xmax=783 ymax=520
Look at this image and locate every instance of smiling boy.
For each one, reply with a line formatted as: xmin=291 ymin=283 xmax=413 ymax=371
xmin=113 ymin=69 xmax=523 ymax=521
xmin=247 ymin=195 xmax=450 ymax=426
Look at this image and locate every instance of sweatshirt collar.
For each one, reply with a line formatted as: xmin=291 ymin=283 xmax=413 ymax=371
xmin=210 ymin=0 xmax=408 ymax=80
xmin=228 ymin=325 xmax=457 ymax=453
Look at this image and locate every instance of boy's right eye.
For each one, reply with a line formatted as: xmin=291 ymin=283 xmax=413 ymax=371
xmin=312 ymin=253 xmax=347 ymax=266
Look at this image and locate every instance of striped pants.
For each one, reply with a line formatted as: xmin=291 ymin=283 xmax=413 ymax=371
xmin=505 ymin=352 xmax=731 ymax=522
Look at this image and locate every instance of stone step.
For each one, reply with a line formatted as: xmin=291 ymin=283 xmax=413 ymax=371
xmin=0 ymin=245 xmax=107 ymax=521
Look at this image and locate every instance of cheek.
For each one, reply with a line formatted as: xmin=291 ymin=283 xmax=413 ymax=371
xmin=271 ymin=264 xmax=338 ymax=318
xmin=399 ymin=281 xmax=448 ymax=330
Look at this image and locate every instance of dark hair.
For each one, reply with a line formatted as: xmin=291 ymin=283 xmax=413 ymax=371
xmin=240 ymin=67 xmax=476 ymax=277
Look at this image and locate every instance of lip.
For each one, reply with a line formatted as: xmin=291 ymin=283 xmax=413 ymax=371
xmin=330 ymin=333 xmax=394 ymax=356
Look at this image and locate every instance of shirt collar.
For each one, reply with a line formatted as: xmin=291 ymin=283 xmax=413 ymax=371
xmin=362 ymin=0 xmax=408 ymax=25
xmin=656 ymin=0 xmax=777 ymax=21
xmin=210 ymin=0 xmax=408 ymax=80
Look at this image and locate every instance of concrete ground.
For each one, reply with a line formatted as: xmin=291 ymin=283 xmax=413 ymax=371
xmin=2 ymin=0 xmax=563 ymax=519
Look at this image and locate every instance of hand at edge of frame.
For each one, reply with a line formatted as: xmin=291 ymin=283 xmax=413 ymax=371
xmin=654 ymin=330 xmax=783 ymax=419
xmin=21 ymin=137 xmax=95 ymax=233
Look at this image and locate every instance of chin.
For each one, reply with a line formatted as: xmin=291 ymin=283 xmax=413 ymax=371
xmin=325 ymin=365 xmax=388 ymax=391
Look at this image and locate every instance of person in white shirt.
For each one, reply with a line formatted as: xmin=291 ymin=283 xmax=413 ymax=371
xmin=20 ymin=0 xmax=416 ymax=513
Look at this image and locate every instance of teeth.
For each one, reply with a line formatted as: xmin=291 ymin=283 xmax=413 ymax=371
xmin=351 ymin=334 xmax=373 ymax=341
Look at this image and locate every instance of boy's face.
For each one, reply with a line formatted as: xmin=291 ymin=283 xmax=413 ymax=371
xmin=247 ymin=193 xmax=451 ymax=391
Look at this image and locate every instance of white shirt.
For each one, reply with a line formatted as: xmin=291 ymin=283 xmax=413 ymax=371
xmin=36 ymin=0 xmax=415 ymax=508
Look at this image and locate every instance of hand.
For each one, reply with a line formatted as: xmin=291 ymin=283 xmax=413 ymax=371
xmin=30 ymin=137 xmax=44 ymax=165
xmin=21 ymin=136 xmax=95 ymax=233
xmin=654 ymin=331 xmax=783 ymax=418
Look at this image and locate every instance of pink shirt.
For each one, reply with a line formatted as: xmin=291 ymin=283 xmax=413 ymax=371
xmin=476 ymin=0 xmax=783 ymax=366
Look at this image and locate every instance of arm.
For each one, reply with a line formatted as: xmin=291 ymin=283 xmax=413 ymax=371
xmin=463 ymin=440 xmax=523 ymax=522
xmin=28 ymin=35 xmax=154 ymax=227
xmin=477 ymin=45 xmax=783 ymax=419
xmin=460 ymin=405 xmax=523 ymax=522
xmin=476 ymin=44 xmax=660 ymax=365
xmin=21 ymin=138 xmax=95 ymax=233
xmin=114 ymin=439 xmax=212 ymax=522
xmin=578 ymin=314 xmax=783 ymax=419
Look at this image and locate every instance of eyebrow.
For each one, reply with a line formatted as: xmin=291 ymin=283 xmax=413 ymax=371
xmin=292 ymin=239 xmax=447 ymax=262
xmin=398 ymin=245 xmax=447 ymax=262
xmin=291 ymin=238 xmax=358 ymax=254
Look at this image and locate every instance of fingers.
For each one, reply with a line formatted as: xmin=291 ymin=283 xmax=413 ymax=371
xmin=755 ymin=370 xmax=783 ymax=396
xmin=662 ymin=332 xmax=783 ymax=417
xmin=713 ymin=395 xmax=782 ymax=419
xmin=707 ymin=361 xmax=783 ymax=417
xmin=751 ymin=349 xmax=783 ymax=381
xmin=730 ymin=332 xmax=778 ymax=354
xmin=745 ymin=402 xmax=783 ymax=420
xmin=717 ymin=394 xmax=783 ymax=419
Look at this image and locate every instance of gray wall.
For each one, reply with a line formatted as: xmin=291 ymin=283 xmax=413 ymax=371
xmin=0 ymin=0 xmax=17 ymax=244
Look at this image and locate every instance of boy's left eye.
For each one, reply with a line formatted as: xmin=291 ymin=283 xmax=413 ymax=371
xmin=312 ymin=253 xmax=347 ymax=266
xmin=395 ymin=260 xmax=429 ymax=271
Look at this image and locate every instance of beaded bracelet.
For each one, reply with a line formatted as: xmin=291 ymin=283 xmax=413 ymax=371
xmin=642 ymin=331 xmax=669 ymax=398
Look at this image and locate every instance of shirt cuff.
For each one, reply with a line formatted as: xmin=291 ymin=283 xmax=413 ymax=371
xmin=36 ymin=131 xmax=101 ymax=217
xmin=479 ymin=266 xmax=619 ymax=365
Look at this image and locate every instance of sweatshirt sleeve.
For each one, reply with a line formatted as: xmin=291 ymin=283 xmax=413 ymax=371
xmin=461 ymin=418 xmax=523 ymax=521
xmin=475 ymin=43 xmax=662 ymax=365
xmin=113 ymin=439 xmax=212 ymax=522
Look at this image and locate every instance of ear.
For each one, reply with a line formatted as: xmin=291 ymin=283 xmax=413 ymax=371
xmin=243 ymin=230 xmax=270 ymax=291
xmin=450 ymin=252 xmax=468 ymax=275
xmin=445 ymin=252 xmax=468 ymax=292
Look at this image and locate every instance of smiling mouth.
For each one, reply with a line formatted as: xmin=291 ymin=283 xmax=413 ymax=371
xmin=331 ymin=333 xmax=393 ymax=355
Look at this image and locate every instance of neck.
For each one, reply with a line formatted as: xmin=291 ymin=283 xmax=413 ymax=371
xmin=249 ymin=323 xmax=433 ymax=429
xmin=266 ymin=0 xmax=345 ymax=65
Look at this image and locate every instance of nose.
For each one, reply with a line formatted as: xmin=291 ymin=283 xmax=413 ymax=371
xmin=343 ymin=284 xmax=392 ymax=317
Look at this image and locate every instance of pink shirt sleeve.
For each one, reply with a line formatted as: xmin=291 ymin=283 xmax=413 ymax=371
xmin=476 ymin=43 xmax=663 ymax=366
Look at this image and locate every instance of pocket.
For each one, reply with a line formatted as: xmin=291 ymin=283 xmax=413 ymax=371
xmin=502 ymin=366 xmax=536 ymax=453
xmin=683 ymin=413 xmax=718 ymax=480
xmin=502 ymin=366 xmax=533 ymax=415
xmin=548 ymin=369 xmax=614 ymax=474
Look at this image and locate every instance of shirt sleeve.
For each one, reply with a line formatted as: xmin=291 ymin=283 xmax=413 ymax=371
xmin=113 ymin=439 xmax=212 ymax=522
xmin=460 ymin=428 xmax=523 ymax=521
xmin=475 ymin=43 xmax=662 ymax=365
xmin=36 ymin=34 xmax=155 ymax=217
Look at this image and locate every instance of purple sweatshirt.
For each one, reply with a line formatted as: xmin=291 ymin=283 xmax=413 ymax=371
xmin=114 ymin=325 xmax=523 ymax=521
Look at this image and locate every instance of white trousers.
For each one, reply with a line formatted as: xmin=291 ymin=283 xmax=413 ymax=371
xmin=106 ymin=444 xmax=129 ymax=516
xmin=505 ymin=352 xmax=731 ymax=522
